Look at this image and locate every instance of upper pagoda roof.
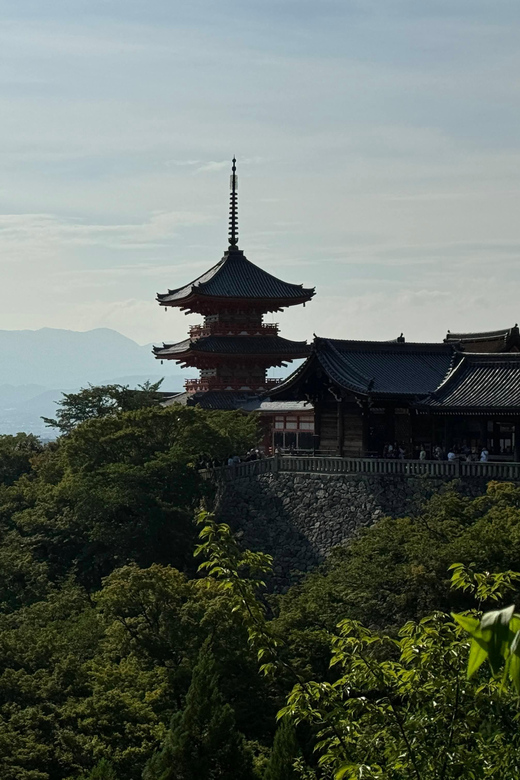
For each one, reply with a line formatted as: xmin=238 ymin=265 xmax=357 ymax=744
xmin=153 ymin=334 xmax=310 ymax=360
xmin=157 ymin=158 xmax=314 ymax=312
xmin=445 ymin=325 xmax=520 ymax=353
xmin=157 ymin=248 xmax=315 ymax=311
xmin=271 ymin=337 xmax=454 ymax=399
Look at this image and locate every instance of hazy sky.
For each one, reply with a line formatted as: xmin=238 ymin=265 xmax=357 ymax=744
xmin=1 ymin=0 xmax=520 ymax=349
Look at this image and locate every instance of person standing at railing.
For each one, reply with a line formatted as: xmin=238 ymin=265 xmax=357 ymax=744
xmin=480 ymin=446 xmax=489 ymax=462
xmin=419 ymin=445 xmax=427 ymax=461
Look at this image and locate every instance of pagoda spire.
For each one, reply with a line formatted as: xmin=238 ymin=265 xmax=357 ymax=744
xmin=228 ymin=156 xmax=238 ymax=248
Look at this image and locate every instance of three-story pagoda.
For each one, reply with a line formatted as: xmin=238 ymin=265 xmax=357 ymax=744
xmin=153 ymin=159 xmax=315 ymax=396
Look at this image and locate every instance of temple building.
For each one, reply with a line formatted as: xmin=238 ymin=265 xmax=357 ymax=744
xmin=444 ymin=325 xmax=520 ymax=353
xmin=270 ymin=333 xmax=520 ymax=460
xmin=154 ymin=158 xmax=314 ymax=408
xmin=152 ymin=159 xmax=520 ymax=460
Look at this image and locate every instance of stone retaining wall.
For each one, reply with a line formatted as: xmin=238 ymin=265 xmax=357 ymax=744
xmin=216 ymin=472 xmax=493 ymax=586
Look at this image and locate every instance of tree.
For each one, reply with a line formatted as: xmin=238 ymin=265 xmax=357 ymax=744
xmin=272 ymin=481 xmax=520 ymax=681
xmin=0 ymin=432 xmax=43 ymax=486
xmin=263 ymin=718 xmax=300 ymax=780
xmin=2 ymin=405 xmax=258 ymax=590
xmin=79 ymin=759 xmax=118 ymax=779
xmin=42 ymin=380 xmax=164 ymax=434
xmin=143 ymin=642 xmax=255 ymax=780
xmin=196 ymin=510 xmax=520 ymax=780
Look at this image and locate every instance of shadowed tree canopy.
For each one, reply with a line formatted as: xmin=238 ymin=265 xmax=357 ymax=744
xmin=143 ymin=642 xmax=255 ymax=780
xmin=42 ymin=380 xmax=165 ymax=434
xmin=3 ymin=404 xmax=259 ymax=591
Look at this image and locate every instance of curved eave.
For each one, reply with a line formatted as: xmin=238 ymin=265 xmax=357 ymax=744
xmin=153 ymin=348 xmax=310 ymax=361
xmin=156 ymin=290 xmax=315 ymax=311
xmin=152 ymin=337 xmax=311 ymax=361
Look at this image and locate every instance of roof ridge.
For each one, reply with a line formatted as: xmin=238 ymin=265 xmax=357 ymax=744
xmin=445 ymin=325 xmax=518 ymax=341
xmin=316 ymin=336 xmax=452 ymax=352
xmin=429 ymin=351 xmax=467 ymax=397
xmin=316 ymin=338 xmax=372 ymax=392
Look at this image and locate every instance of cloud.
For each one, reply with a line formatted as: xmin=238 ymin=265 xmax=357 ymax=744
xmin=0 ymin=210 xmax=214 ymax=259
xmin=164 ymin=159 xmax=201 ymax=167
xmin=195 ymin=161 xmax=230 ymax=174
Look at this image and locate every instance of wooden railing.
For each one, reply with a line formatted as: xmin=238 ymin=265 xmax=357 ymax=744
xmin=189 ymin=323 xmax=279 ymax=338
xmin=214 ymin=456 xmax=520 ymax=481
xmin=184 ymin=378 xmax=283 ymax=393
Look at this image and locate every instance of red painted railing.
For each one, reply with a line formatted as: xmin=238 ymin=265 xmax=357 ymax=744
xmin=189 ymin=323 xmax=279 ymax=339
xmin=184 ymin=377 xmax=282 ymax=393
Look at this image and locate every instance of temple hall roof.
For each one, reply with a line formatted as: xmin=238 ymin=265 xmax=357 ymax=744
xmin=156 ymin=248 xmax=315 ymax=310
xmin=153 ymin=334 xmax=310 ymax=360
xmin=422 ymin=352 xmax=520 ymax=410
xmin=445 ymin=325 xmax=520 ymax=353
xmin=272 ymin=337 xmax=455 ymax=398
xmin=160 ymin=391 xmax=313 ymax=412
xmin=162 ymin=390 xmax=257 ymax=410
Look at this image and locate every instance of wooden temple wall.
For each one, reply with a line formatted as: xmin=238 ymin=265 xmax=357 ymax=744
xmin=317 ymin=400 xmax=364 ymax=455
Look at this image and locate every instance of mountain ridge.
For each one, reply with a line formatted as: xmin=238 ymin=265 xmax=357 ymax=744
xmin=0 ymin=327 xmax=185 ymax=387
xmin=0 ymin=328 xmax=187 ymax=436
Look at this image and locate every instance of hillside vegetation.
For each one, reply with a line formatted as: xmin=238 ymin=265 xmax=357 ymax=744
xmin=0 ymin=398 xmax=520 ymax=778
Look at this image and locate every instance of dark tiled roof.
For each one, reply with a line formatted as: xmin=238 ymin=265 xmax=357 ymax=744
xmin=193 ymin=391 xmax=258 ymax=410
xmin=445 ymin=325 xmax=520 ymax=353
xmin=157 ymin=248 xmax=315 ymax=308
xmin=161 ymin=391 xmax=312 ymax=412
xmin=153 ymin=335 xmax=310 ymax=359
xmin=423 ymin=353 xmax=520 ymax=409
xmin=161 ymin=390 xmax=259 ymax=410
xmin=312 ymin=338 xmax=454 ymax=396
xmin=239 ymin=399 xmax=313 ymax=413
xmin=161 ymin=392 xmax=191 ymax=407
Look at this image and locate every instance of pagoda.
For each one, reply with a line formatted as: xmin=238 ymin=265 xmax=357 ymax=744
xmin=153 ymin=159 xmax=315 ymax=397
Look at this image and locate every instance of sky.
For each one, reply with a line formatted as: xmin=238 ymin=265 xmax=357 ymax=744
xmin=1 ymin=0 xmax=520 ymax=350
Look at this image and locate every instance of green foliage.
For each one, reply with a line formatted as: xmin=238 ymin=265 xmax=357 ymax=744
xmin=4 ymin=404 xmax=520 ymax=780
xmin=0 ymin=405 xmax=263 ymax=779
xmin=143 ymin=642 xmax=255 ymax=780
xmin=272 ymin=482 xmax=520 ymax=681
xmin=451 ymin=563 xmax=520 ymax=691
xmin=195 ymin=509 xmax=520 ymax=780
xmin=1 ymin=405 xmax=258 ymax=590
xmin=42 ymin=380 xmax=165 ymax=434
xmin=263 ymin=718 xmax=300 ymax=780
xmin=0 ymin=432 xmax=43 ymax=485
xmin=0 ymin=582 xmax=102 ymax=780
xmin=78 ymin=759 xmax=118 ymax=779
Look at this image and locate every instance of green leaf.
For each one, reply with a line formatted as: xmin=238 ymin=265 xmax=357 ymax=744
xmin=509 ymin=650 xmax=520 ymax=694
xmin=480 ymin=604 xmax=515 ymax=633
xmin=452 ymin=612 xmax=480 ymax=636
xmin=510 ymin=629 xmax=520 ymax=656
xmin=467 ymin=637 xmax=489 ymax=679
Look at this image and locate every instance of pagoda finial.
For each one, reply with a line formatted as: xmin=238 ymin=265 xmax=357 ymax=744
xmin=228 ymin=156 xmax=238 ymax=248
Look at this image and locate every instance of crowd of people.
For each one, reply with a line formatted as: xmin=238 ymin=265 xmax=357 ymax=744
xmin=382 ymin=442 xmax=491 ymax=462
xmin=227 ymin=448 xmax=263 ymax=465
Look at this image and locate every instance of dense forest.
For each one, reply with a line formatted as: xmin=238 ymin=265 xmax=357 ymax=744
xmin=1 ymin=386 xmax=520 ymax=778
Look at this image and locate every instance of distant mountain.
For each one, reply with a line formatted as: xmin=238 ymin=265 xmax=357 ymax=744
xmin=0 ymin=327 xmax=301 ymax=437
xmin=0 ymin=328 xmax=187 ymax=436
xmin=0 ymin=327 xmax=185 ymax=387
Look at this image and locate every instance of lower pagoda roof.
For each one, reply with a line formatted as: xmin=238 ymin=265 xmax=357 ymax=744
xmin=153 ymin=335 xmax=310 ymax=361
xmin=419 ymin=352 xmax=520 ymax=412
xmin=271 ymin=337 xmax=455 ymax=399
